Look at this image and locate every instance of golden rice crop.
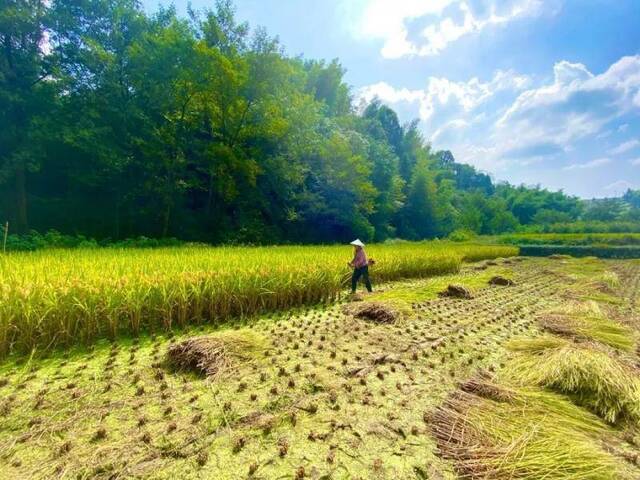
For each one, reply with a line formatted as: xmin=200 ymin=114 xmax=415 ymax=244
xmin=0 ymin=242 xmax=516 ymax=356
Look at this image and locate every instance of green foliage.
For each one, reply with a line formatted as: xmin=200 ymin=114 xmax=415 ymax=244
xmin=398 ymin=159 xmax=440 ymax=239
xmin=454 ymin=191 xmax=519 ymax=235
xmin=584 ymin=199 xmax=626 ymax=222
xmin=624 ymin=189 xmax=640 ymax=208
xmin=525 ymin=221 xmax=640 ymax=234
xmin=497 ymin=233 xmax=640 ymax=246
xmin=447 ymin=228 xmax=477 ymax=242
xmin=0 ymin=0 xmax=627 ymax=244
xmin=519 ymin=245 xmax=640 ymax=259
xmin=496 ymin=184 xmax=582 ymax=225
xmin=532 ymin=208 xmax=574 ymax=225
xmin=436 ymin=150 xmax=494 ymax=195
xmin=4 ymin=230 xmax=184 ymax=251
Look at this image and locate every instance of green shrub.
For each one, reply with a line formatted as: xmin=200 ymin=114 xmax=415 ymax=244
xmin=447 ymin=229 xmax=476 ymax=242
xmin=519 ymin=245 xmax=640 ymax=258
xmin=521 ymin=221 xmax=640 ymax=234
xmin=4 ymin=230 xmax=184 ymax=251
xmin=498 ymin=233 xmax=640 ymax=246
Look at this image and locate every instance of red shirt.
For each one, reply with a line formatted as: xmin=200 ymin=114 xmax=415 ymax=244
xmin=352 ymin=249 xmax=368 ymax=268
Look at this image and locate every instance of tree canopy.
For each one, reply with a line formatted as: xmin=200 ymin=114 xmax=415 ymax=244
xmin=1 ymin=0 xmax=637 ymax=243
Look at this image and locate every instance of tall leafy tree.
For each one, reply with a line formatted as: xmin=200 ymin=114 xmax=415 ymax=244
xmin=399 ymin=159 xmax=440 ymax=239
xmin=0 ymin=0 xmax=57 ymax=232
xmin=0 ymin=0 xmax=605 ymax=244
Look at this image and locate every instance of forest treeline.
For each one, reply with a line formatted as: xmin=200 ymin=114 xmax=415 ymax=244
xmin=2 ymin=0 xmax=639 ymax=244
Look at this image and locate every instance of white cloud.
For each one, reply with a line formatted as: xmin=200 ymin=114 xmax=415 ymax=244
xmin=563 ymin=158 xmax=611 ymax=170
xmin=618 ymin=123 xmax=629 ymax=132
xmin=552 ymin=60 xmax=593 ymax=85
xmin=631 ymin=158 xmax=640 ymax=166
xmin=432 ymin=119 xmax=470 ymax=142
xmin=348 ymin=0 xmax=546 ymax=58
xmin=605 ymin=180 xmax=635 ymax=192
xmin=355 ymin=54 xmax=640 ymax=181
xmin=496 ymin=56 xmax=640 ymax=151
xmin=609 ymin=139 xmax=640 ymax=155
xmin=356 ymin=69 xmax=529 ymax=121
xmin=419 ymin=0 xmax=543 ymax=57
xmin=356 ymin=82 xmax=424 ymax=105
xmin=347 ymin=0 xmax=455 ymax=58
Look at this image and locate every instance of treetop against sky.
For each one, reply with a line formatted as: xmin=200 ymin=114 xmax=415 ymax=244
xmin=144 ymin=0 xmax=640 ymax=198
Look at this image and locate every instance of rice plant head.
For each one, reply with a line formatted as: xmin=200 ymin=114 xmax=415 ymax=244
xmin=0 ymin=243 xmax=516 ymax=356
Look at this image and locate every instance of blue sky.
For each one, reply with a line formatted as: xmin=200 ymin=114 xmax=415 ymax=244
xmin=143 ymin=0 xmax=640 ymax=198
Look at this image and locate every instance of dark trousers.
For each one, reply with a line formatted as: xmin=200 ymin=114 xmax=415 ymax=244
xmin=351 ymin=265 xmax=372 ymax=293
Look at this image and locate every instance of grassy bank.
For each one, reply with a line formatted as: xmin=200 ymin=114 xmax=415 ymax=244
xmin=519 ymin=245 xmax=640 ymax=258
xmin=0 ymin=242 xmax=516 ymax=357
xmin=494 ymin=232 xmax=640 ymax=246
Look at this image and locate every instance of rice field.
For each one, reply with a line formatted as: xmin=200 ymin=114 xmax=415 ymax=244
xmin=2 ymin=248 xmax=640 ymax=479
xmin=0 ymin=242 xmax=516 ymax=357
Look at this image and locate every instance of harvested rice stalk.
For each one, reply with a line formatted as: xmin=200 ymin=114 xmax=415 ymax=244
xmin=538 ymin=312 xmax=635 ymax=352
xmin=166 ymin=330 xmax=265 ymax=377
xmin=507 ymin=336 xmax=567 ymax=353
xmin=432 ymin=380 xmax=638 ymax=479
xmin=438 ymin=284 xmax=473 ymax=299
xmin=505 ymin=337 xmax=640 ymax=424
xmin=488 ymin=276 xmax=515 ymax=286
xmin=591 ymin=271 xmax=620 ymax=294
xmin=459 ymin=376 xmax=516 ymax=403
xmin=342 ymin=301 xmax=400 ymax=324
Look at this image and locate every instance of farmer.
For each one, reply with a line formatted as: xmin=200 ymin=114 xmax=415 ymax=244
xmin=348 ymin=239 xmax=373 ymax=293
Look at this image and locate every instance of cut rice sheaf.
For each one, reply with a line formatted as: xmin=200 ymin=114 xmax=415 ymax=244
xmin=538 ymin=313 xmax=635 ymax=351
xmin=537 ymin=301 xmax=635 ymax=352
xmin=341 ymin=301 xmax=400 ymax=324
xmin=438 ymin=284 xmax=474 ymax=299
xmin=505 ymin=336 xmax=640 ymax=424
xmin=431 ymin=378 xmax=638 ymax=479
xmin=166 ymin=330 xmax=264 ymax=377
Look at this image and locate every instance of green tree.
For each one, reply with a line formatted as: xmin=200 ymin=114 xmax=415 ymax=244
xmin=304 ymin=59 xmax=351 ymax=117
xmin=623 ymin=189 xmax=640 ymax=208
xmin=583 ymin=198 xmax=625 ymax=222
xmin=400 ymin=159 xmax=440 ymax=239
xmin=0 ymin=0 xmax=56 ymax=232
xmin=0 ymin=0 xmax=613 ymax=245
xmin=532 ymin=209 xmax=573 ymax=225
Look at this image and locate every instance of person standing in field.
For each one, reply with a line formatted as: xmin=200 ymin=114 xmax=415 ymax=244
xmin=348 ymin=239 xmax=373 ymax=293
